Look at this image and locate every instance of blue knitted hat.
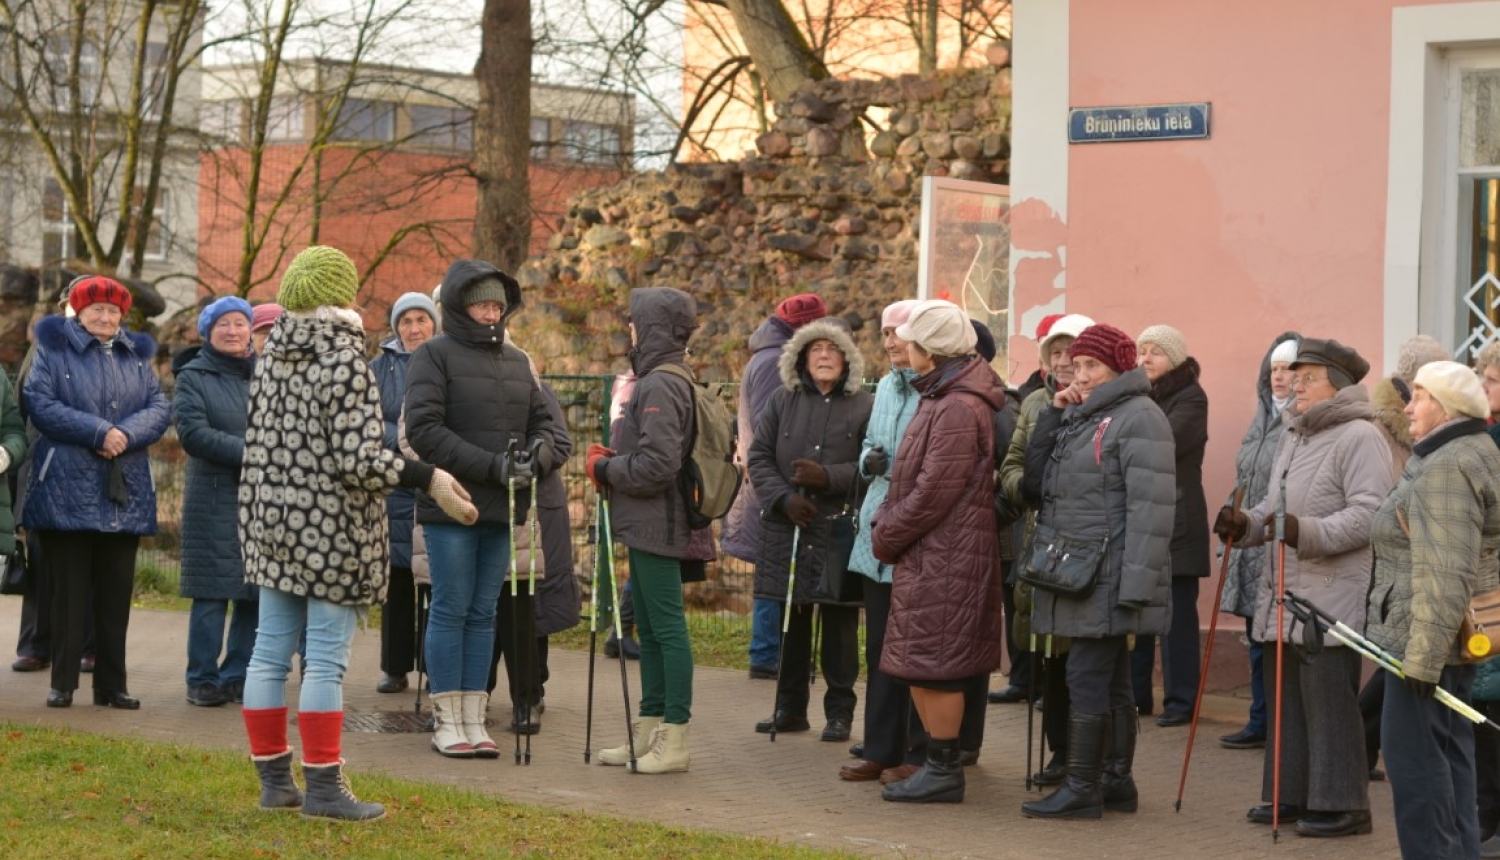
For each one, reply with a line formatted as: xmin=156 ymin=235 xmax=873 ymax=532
xmin=197 ymin=295 xmax=254 ymax=339
xmin=389 ymin=291 xmax=438 ymax=331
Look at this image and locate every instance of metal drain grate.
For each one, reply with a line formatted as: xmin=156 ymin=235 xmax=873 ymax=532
xmin=342 ymin=710 xmax=432 ymax=733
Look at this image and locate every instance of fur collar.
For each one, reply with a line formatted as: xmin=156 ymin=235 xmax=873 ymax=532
xmin=34 ymin=314 xmax=156 ymax=359
xmin=1370 ymin=376 xmax=1414 ymax=452
xmin=777 ymin=319 xmax=865 ymax=394
xmin=1150 ymin=356 xmax=1201 ymax=402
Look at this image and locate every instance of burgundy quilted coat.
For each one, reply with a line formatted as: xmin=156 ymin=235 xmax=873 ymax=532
xmin=873 ymin=355 xmax=1005 ymax=682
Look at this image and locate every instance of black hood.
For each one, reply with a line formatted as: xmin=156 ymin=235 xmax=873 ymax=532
xmin=628 ymin=287 xmax=697 ymax=376
xmin=437 ymin=259 xmax=521 ymax=349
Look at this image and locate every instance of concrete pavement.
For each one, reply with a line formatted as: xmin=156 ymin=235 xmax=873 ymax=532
xmin=0 ymin=597 xmax=1400 ymax=858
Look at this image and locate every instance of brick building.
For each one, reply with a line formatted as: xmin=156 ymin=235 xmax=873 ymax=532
xmin=197 ymin=59 xmax=633 ymax=327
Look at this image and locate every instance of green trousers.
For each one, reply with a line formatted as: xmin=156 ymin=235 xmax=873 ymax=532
xmin=629 ymin=549 xmax=693 ymax=724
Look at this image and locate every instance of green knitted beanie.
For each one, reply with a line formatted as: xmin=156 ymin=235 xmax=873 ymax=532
xmin=279 ymin=246 xmax=359 ymax=311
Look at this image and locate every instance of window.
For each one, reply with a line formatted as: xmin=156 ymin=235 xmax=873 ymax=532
xmin=41 ymin=179 xmax=81 ymax=264
xmin=331 ymin=97 xmax=395 ymax=142
xmin=44 ymin=37 xmax=99 ymax=110
xmin=264 ymin=95 xmax=304 ymax=141
xmin=201 ymin=100 xmax=242 ymax=141
xmin=560 ymin=121 xmax=622 ymax=164
xmin=530 ymin=116 xmax=552 ymax=160
xmin=133 ymin=188 xmax=170 ymax=261
xmin=409 ymin=104 xmax=473 ymax=150
xmin=139 ymin=41 xmax=169 ymax=120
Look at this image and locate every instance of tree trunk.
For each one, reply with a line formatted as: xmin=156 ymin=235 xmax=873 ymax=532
xmin=473 ymin=0 xmax=532 ymax=272
xmin=720 ymin=0 xmax=828 ymax=105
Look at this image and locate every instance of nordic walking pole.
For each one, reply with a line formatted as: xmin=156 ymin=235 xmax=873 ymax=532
xmin=601 ymin=493 xmax=638 ymax=768
xmin=507 ymin=440 xmax=523 ymax=765
xmin=1024 ymin=630 xmax=1038 ymax=791
xmin=584 ymin=495 xmax=601 ymax=763
xmin=1272 ymin=483 xmax=1288 ymax=843
xmin=1283 ymin=592 xmax=1500 ymax=730
xmin=1176 ymin=487 xmax=1246 ymax=811
xmin=771 ymin=519 xmax=803 ymax=743
xmin=523 ymin=464 xmax=540 ymax=765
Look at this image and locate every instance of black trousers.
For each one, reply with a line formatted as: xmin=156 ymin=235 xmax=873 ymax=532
xmin=1475 ymin=700 xmax=1500 ymax=839
xmin=860 ymin=578 xmax=910 ymax=766
xmin=15 ymin=530 xmax=50 ymax=659
xmin=1131 ymin=577 xmax=1201 ymax=717
xmin=775 ymin=603 xmax=859 ymax=721
xmin=1359 ymin=672 xmax=1384 ymax=769
xmin=379 ymin=566 xmax=418 ymax=675
xmin=1066 ymin=635 xmax=1132 ymax=715
xmin=1382 ymin=665 xmax=1478 ymax=860
xmin=42 ymin=530 xmax=138 ymax=694
xmin=1001 ymin=569 xmax=1031 ymax=687
xmin=485 ymin=590 xmax=538 ymax=707
xmin=1261 ymin=645 xmax=1367 ymax=811
xmin=1042 ymin=651 xmax=1070 ymax=753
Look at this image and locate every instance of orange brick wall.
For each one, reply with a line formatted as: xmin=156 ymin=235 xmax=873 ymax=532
xmin=198 ymin=144 xmax=622 ymax=329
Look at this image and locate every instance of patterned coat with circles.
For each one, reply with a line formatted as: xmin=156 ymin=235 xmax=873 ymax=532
xmin=238 ymin=312 xmax=433 ymax=606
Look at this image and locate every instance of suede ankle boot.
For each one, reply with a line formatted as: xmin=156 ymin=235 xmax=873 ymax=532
xmin=881 ymin=737 xmax=965 ymax=803
xmin=598 ymin=716 xmax=662 ymax=766
xmin=629 ymin=722 xmax=690 ymax=774
xmin=1102 ymin=706 xmax=1138 ymax=812
xmin=1021 ymin=712 xmax=1108 ymax=819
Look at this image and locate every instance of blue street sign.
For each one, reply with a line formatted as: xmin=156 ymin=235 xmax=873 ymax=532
xmin=1068 ymin=103 xmax=1211 ymax=143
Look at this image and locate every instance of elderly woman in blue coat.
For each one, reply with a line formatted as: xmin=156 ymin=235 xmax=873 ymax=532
xmin=173 ymin=295 xmax=257 ymax=708
xmin=25 ymin=276 xmax=172 ymax=710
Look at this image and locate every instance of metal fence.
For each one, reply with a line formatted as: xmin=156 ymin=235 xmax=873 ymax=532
xmin=138 ymin=374 xmax=759 ymax=639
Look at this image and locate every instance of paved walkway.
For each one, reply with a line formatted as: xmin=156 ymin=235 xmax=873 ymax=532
xmin=0 ymin=597 xmax=1399 ymax=858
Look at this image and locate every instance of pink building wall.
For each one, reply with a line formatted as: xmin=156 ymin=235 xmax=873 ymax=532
xmin=1010 ymin=0 xmax=1477 ymax=685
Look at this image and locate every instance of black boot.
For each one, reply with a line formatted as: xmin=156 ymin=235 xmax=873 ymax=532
xmin=1102 ymin=706 xmax=1138 ymax=812
xmin=1021 ymin=712 xmax=1108 ymax=819
xmin=881 ymin=737 xmax=965 ymax=803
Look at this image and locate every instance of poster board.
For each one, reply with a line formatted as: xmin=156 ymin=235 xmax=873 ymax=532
xmin=916 ymin=177 xmax=1011 ymax=367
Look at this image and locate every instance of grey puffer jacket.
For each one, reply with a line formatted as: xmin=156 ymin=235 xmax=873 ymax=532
xmin=749 ymin=320 xmax=872 ymax=606
xmin=599 ymin=288 xmax=695 ymax=558
xmin=1220 ymin=331 xmax=1299 ymax=617
xmin=1027 ymin=368 xmax=1177 ymax=639
xmin=1241 ymin=385 xmax=1393 ymax=645
xmin=1367 ymin=421 xmax=1500 ymax=683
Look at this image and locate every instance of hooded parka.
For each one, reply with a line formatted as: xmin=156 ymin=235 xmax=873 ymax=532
xmin=749 ymin=320 xmax=872 ymax=606
xmin=1025 ymin=367 xmax=1177 ymax=639
xmin=1220 ymin=332 xmax=1300 ymax=617
xmin=1240 ymin=385 xmax=1393 ymax=645
xmin=874 ymin=354 xmax=1006 ymax=682
xmin=405 ymin=260 xmax=554 ymax=530
xmin=604 ymin=288 xmax=696 ymax=558
xmin=239 ymin=310 xmax=434 ymax=606
xmin=172 ymin=344 xmax=256 ymax=601
xmin=721 ymin=315 xmax=796 ymax=562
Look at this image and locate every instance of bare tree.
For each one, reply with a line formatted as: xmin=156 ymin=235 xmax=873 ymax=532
xmin=472 ymin=0 xmax=531 ymax=271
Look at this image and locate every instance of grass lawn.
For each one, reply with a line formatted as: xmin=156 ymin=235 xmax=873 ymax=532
xmin=0 ymin=723 xmax=852 ymax=860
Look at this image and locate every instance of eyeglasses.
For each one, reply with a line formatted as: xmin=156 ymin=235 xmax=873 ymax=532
xmin=1292 ymin=373 xmax=1329 ymax=388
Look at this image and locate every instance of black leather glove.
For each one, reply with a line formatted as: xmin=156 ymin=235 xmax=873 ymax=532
xmin=783 ymin=494 xmax=818 ymax=528
xmin=863 ymin=445 xmax=888 ymax=477
xmin=1212 ymin=506 xmax=1248 ymax=542
xmin=1263 ymin=512 xmax=1300 ymax=548
xmin=790 ymin=459 xmax=829 ymax=491
xmin=527 ymin=436 xmax=552 ymax=475
xmin=1405 ymin=675 xmax=1436 ymax=700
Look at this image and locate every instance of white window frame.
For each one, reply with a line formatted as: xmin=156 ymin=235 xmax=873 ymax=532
xmin=40 ymin=178 xmax=77 ymax=263
xmin=1437 ymin=50 xmax=1500 ymax=358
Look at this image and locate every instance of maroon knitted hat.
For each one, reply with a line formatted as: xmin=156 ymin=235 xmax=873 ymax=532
xmin=775 ymin=293 xmax=827 ymax=328
xmin=1068 ymin=324 xmax=1137 ymax=374
xmin=68 ymin=276 xmax=133 ymax=316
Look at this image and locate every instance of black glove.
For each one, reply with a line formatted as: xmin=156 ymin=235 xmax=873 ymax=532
xmin=783 ymin=494 xmax=818 ymax=528
xmin=527 ymin=436 xmax=553 ymax=475
xmin=790 ymin=459 xmax=829 ymax=491
xmin=1405 ymin=675 xmax=1436 ymax=700
xmin=511 ymin=452 xmax=536 ymax=485
xmin=863 ymin=446 xmax=888 ymax=477
xmin=1264 ymin=512 xmax=1300 ymax=548
xmin=1212 ymin=506 xmax=1248 ymax=542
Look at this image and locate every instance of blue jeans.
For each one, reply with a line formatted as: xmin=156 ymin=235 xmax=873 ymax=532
xmin=424 ymin=523 xmax=509 ymax=693
xmin=1246 ymin=620 xmax=1267 ymax=736
xmin=749 ymin=597 xmax=781 ymax=670
xmin=185 ymin=597 xmax=258 ymax=688
xmin=243 ymin=587 xmax=357 ymax=713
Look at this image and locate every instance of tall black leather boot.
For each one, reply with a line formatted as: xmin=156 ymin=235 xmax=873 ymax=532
xmin=1102 ymin=706 xmax=1138 ymax=812
xmin=881 ymin=737 xmax=965 ymax=803
xmin=1021 ymin=711 xmax=1107 ymax=819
